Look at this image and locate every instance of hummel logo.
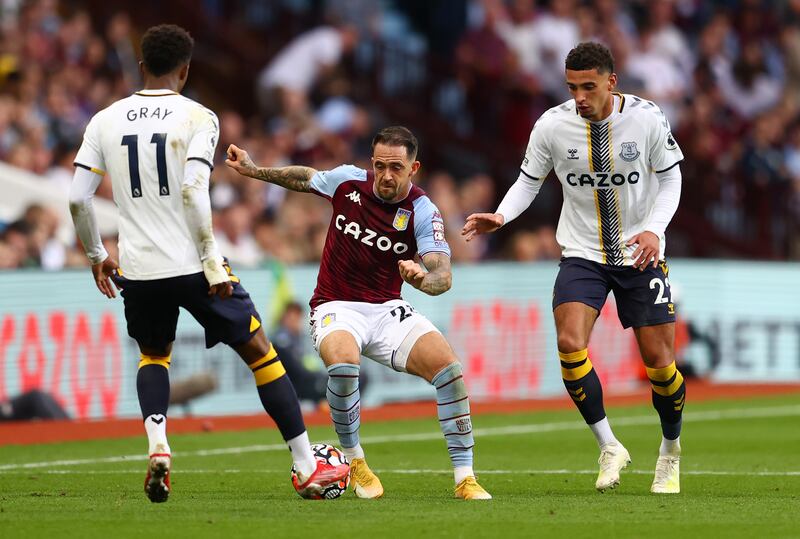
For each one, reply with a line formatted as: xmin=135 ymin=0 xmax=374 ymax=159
xmin=346 ymin=191 xmax=361 ymax=205
xmin=567 ymin=148 xmax=579 ymax=160
xmin=150 ymin=415 xmax=165 ymax=425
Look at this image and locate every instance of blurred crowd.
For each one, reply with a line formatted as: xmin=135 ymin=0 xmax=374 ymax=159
xmin=1 ymin=0 xmax=800 ymax=271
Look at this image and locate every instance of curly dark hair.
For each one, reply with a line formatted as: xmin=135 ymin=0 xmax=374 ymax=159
xmin=371 ymin=126 xmax=419 ymax=160
xmin=565 ymin=42 xmax=615 ymax=74
xmin=141 ymin=24 xmax=194 ymax=77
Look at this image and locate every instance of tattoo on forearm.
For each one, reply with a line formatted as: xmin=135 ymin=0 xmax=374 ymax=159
xmin=420 ymin=253 xmax=452 ymax=296
xmin=253 ymin=166 xmax=316 ymax=192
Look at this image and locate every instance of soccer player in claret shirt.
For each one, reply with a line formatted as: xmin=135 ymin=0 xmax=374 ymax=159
xmin=68 ymin=24 xmax=348 ymax=502
xmin=226 ymin=126 xmax=491 ymax=500
xmin=463 ymin=42 xmax=685 ymax=494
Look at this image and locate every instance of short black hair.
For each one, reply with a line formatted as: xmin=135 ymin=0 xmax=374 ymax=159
xmin=565 ymin=42 xmax=615 ymax=74
xmin=141 ymin=24 xmax=194 ymax=77
xmin=371 ymin=126 xmax=418 ymax=160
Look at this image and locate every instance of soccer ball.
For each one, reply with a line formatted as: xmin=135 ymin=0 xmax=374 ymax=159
xmin=291 ymin=443 xmax=350 ymax=499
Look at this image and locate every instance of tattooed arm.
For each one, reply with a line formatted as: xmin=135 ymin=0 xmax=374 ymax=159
xmin=398 ymin=252 xmax=452 ymax=296
xmin=225 ymin=144 xmax=316 ymax=192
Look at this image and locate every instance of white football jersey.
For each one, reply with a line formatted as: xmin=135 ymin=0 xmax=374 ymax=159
xmin=521 ymin=93 xmax=683 ymax=265
xmin=75 ymin=89 xmax=219 ymax=280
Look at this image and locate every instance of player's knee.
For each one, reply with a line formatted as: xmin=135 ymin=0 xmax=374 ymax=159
xmin=326 ymin=356 xmax=360 ymax=367
xmin=640 ymin=348 xmax=674 ymax=369
xmin=412 ymin=353 xmax=458 ymax=383
xmin=557 ymin=334 xmax=587 ymax=354
xmin=430 ymin=355 xmax=459 ymax=381
xmin=319 ymin=331 xmax=360 ymax=365
xmin=234 ymin=330 xmax=270 ymax=365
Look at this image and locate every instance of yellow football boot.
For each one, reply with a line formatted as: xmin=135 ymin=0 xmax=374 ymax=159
xmin=349 ymin=458 xmax=384 ymax=499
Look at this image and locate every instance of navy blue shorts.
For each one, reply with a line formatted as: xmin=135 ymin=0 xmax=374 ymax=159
xmin=552 ymin=257 xmax=676 ymax=329
xmin=117 ymin=270 xmax=261 ymax=350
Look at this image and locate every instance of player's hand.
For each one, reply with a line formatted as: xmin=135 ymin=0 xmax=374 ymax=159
xmin=398 ymin=259 xmax=426 ymax=289
xmin=203 ymin=257 xmax=233 ymax=299
xmin=462 ymin=213 xmax=504 ymax=242
xmin=224 ymin=144 xmax=257 ymax=177
xmin=626 ymin=231 xmax=660 ymax=270
xmin=209 ymin=281 xmax=233 ymax=299
xmin=92 ymin=257 xmax=120 ymax=299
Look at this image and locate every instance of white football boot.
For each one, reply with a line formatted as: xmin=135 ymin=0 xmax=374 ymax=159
xmin=651 ymin=455 xmax=681 ymax=493
xmin=595 ymin=441 xmax=631 ymax=492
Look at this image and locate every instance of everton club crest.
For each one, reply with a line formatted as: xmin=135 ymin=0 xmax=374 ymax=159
xmin=619 ymin=141 xmax=640 ymax=162
xmin=393 ymin=208 xmax=412 ymax=231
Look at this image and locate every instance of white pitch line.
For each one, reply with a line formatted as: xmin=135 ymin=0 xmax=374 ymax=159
xmin=1 ymin=404 xmax=798 ymax=472
xmin=2 ymin=469 xmax=799 ymax=477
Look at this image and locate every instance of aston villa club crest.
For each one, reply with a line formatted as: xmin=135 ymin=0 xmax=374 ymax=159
xmin=619 ymin=141 xmax=640 ymax=162
xmin=393 ymin=208 xmax=412 ymax=231
xmin=321 ymin=313 xmax=336 ymax=328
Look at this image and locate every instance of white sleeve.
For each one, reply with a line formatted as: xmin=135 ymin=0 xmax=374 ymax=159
xmin=648 ymin=108 xmax=684 ymax=173
xmin=495 ymin=172 xmax=545 ymax=225
xmin=187 ymin=108 xmax=219 ymax=169
xmin=520 ymin=115 xmax=554 ymax=180
xmin=645 ymin=165 xmax=682 ymax=238
xmin=68 ymin=166 xmax=108 ymax=265
xmin=181 ymin=159 xmax=227 ymax=284
xmin=74 ymin=114 xmax=106 ymax=174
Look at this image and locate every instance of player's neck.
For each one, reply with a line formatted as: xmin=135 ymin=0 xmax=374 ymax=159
xmin=142 ymin=75 xmax=182 ymax=94
xmin=590 ymin=95 xmax=615 ymax=122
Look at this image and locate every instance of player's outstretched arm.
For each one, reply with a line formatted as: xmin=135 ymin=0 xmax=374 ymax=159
xmin=399 ymin=253 xmax=452 ymax=296
xmin=225 ymin=144 xmax=316 ymax=193
xmin=461 ymin=213 xmax=505 ymax=242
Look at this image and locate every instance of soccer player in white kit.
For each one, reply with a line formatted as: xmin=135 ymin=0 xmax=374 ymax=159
xmin=463 ymin=42 xmax=685 ymax=494
xmin=68 ymin=24 xmax=348 ymax=502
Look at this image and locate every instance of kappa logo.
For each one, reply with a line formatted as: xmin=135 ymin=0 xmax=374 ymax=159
xmin=346 ymin=191 xmax=361 ymax=205
xmin=567 ymin=148 xmax=579 ymax=160
xmin=619 ymin=141 xmax=640 ymax=162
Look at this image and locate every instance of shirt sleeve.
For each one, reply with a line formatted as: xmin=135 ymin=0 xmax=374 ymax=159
xmin=648 ymin=109 xmax=684 ymax=173
xmin=68 ymin=166 xmax=107 ymax=265
xmin=520 ymin=115 xmax=553 ymax=180
xmin=645 ymin=165 xmax=682 ymax=238
xmin=186 ymin=107 xmax=219 ymax=169
xmin=412 ymin=196 xmax=451 ymax=257
xmin=309 ymin=164 xmax=366 ymax=199
xmin=495 ymin=172 xmax=545 ymax=225
xmin=74 ymin=113 xmax=106 ymax=174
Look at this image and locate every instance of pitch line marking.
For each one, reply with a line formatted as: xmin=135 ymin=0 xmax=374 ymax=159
xmin=1 ymin=469 xmax=798 ymax=477
xmin=1 ymin=404 xmax=798 ymax=472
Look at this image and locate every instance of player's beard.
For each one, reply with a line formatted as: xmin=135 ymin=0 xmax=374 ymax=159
xmin=376 ymin=181 xmax=399 ymax=201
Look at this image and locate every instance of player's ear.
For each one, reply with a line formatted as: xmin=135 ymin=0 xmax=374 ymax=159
xmin=608 ymin=72 xmax=617 ymax=91
xmin=409 ymin=161 xmax=421 ymax=177
xmin=138 ymin=61 xmax=145 ymax=79
xmin=179 ymin=63 xmax=190 ymax=82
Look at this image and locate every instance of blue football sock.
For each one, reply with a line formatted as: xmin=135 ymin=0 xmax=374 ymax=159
xmin=326 ymin=363 xmax=361 ymax=450
xmin=432 ymin=362 xmax=474 ymax=468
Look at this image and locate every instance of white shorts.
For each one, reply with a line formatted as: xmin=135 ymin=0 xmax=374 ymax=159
xmin=309 ymin=299 xmax=439 ymax=372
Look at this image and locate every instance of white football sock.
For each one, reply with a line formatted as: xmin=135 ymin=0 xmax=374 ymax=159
xmin=589 ymin=417 xmax=619 ymax=448
xmin=660 ymin=436 xmax=681 ymax=456
xmin=342 ymin=443 xmax=365 ymax=462
xmin=454 ymin=466 xmax=474 ymax=485
xmin=144 ymin=414 xmax=170 ymax=455
xmin=287 ymin=431 xmax=317 ymax=478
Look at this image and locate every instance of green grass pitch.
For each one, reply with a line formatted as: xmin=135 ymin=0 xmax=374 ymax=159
xmin=1 ymin=395 xmax=798 ymax=539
